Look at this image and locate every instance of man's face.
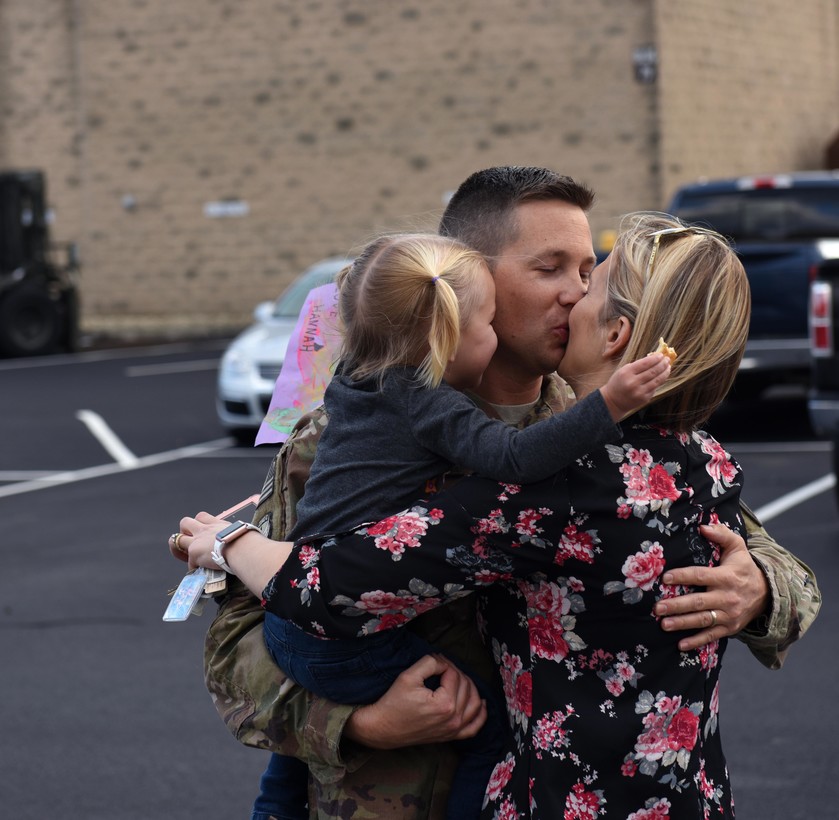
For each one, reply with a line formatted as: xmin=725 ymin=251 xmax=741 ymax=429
xmin=489 ymin=199 xmax=596 ymax=383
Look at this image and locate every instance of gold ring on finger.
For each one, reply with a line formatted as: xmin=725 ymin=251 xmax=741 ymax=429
xmin=709 ymin=609 xmax=718 ymax=626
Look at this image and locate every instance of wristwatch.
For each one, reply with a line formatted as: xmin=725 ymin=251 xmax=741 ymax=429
xmin=211 ymin=520 xmax=260 ymax=573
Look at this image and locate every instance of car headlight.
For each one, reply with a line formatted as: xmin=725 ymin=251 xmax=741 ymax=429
xmin=220 ymin=348 xmax=253 ymax=379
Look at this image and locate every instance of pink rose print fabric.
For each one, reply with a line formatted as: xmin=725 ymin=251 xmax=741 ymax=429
xmin=361 ymin=506 xmax=444 ymax=560
xmin=265 ymin=422 xmax=743 ymax=818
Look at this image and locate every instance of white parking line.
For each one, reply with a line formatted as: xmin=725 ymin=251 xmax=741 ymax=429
xmin=0 ymin=438 xmax=233 ymax=499
xmin=0 ymin=471 xmax=58 ymax=481
xmin=752 ymin=473 xmax=836 ymax=523
xmin=0 ymin=340 xmax=229 ymax=370
xmin=76 ymin=410 xmax=139 ymax=467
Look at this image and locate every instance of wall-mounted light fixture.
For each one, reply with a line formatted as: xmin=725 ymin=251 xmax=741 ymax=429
xmin=633 ymin=45 xmax=657 ymax=84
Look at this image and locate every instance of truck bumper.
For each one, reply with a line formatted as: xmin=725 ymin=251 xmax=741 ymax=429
xmin=738 ymin=337 xmax=810 ymax=374
xmin=808 ymin=391 xmax=839 ymax=438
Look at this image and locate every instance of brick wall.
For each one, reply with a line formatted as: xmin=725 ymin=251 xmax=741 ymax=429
xmin=655 ymin=0 xmax=839 ymax=203
xmin=0 ymin=2 xmax=84 ymax=243
xmin=1 ymin=0 xmax=836 ymax=337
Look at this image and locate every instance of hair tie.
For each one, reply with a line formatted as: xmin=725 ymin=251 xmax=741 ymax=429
xmin=430 ymin=275 xmax=440 ymax=285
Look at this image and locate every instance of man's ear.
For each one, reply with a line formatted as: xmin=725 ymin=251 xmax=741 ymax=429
xmin=604 ymin=316 xmax=632 ymax=358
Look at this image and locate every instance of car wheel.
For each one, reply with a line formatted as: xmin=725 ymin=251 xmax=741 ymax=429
xmin=230 ymin=428 xmax=258 ymax=447
xmin=0 ymin=282 xmax=62 ymax=356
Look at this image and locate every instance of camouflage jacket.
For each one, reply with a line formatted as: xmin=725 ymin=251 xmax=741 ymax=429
xmin=203 ymin=375 xmax=821 ymax=818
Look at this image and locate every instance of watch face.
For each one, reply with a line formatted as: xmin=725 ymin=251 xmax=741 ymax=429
xmin=217 ymin=521 xmax=245 ymax=542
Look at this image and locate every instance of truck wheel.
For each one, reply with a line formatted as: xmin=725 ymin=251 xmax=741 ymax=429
xmin=230 ymin=427 xmax=257 ymax=447
xmin=0 ymin=282 xmax=62 ymax=356
xmin=61 ymin=287 xmax=81 ymax=352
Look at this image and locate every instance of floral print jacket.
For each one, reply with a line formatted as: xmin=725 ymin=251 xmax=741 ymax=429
xmin=263 ymin=422 xmax=745 ymax=819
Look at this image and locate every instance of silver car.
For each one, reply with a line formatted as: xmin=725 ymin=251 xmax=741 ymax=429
xmin=216 ymin=257 xmax=350 ymax=443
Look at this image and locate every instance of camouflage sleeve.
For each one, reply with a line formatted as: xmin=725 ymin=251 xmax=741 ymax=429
xmin=738 ymin=502 xmax=822 ymax=670
xmin=203 ymin=575 xmax=360 ymax=781
xmin=203 ymin=410 xmax=370 ymax=782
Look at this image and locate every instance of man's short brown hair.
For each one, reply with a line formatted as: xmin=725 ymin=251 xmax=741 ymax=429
xmin=438 ymin=166 xmax=595 ymax=261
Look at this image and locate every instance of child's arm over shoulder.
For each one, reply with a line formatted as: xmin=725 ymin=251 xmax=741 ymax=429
xmin=408 ymin=382 xmax=620 ymax=483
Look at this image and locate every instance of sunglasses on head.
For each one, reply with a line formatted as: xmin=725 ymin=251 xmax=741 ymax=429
xmin=644 ymin=225 xmax=719 ymax=282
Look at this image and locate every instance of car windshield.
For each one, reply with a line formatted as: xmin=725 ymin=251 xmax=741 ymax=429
xmin=673 ymin=188 xmax=839 ymax=241
xmin=271 ymin=262 xmax=347 ymax=318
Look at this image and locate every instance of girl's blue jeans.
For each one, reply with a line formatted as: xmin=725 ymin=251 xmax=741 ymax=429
xmin=259 ymin=612 xmax=506 ymax=820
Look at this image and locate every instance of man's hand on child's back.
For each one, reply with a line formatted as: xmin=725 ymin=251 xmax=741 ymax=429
xmin=344 ymin=654 xmax=487 ymax=750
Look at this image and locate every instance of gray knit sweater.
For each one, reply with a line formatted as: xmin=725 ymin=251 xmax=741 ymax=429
xmin=289 ymin=366 xmax=619 ymax=541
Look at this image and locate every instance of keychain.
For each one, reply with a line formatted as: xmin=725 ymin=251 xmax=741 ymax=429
xmin=163 ymin=494 xmax=259 ymax=622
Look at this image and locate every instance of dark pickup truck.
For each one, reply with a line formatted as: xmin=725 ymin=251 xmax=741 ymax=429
xmin=808 ymin=261 xmax=839 ymax=505
xmin=667 ymin=172 xmax=839 ymax=398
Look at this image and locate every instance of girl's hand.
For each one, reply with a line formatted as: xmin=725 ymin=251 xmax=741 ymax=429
xmin=601 ymin=352 xmax=671 ymax=422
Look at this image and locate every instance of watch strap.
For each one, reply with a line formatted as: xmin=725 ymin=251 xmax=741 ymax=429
xmin=211 ymin=521 xmax=260 ymax=574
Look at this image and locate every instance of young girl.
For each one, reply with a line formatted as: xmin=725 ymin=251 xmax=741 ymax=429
xmin=216 ymin=232 xmax=670 ymax=819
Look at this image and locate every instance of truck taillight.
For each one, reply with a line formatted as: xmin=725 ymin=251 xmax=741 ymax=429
xmin=736 ymin=174 xmax=793 ymax=190
xmin=810 ymin=281 xmax=833 ymax=357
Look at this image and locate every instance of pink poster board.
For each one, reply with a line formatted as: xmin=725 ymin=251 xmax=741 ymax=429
xmin=255 ymin=282 xmax=341 ymax=445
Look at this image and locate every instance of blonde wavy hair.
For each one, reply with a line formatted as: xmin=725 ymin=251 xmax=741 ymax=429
xmin=605 ymin=212 xmax=751 ymax=431
xmin=336 ymin=233 xmax=490 ymax=388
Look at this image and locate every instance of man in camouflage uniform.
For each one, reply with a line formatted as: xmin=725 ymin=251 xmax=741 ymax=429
xmin=202 ymin=167 xmax=821 ymax=819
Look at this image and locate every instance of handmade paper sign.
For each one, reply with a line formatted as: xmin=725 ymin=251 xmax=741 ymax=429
xmin=255 ymin=282 xmax=341 ymax=445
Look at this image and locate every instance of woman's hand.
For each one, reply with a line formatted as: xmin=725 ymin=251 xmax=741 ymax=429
xmin=178 ymin=512 xmax=231 ymax=570
xmin=654 ymin=523 xmax=770 ymax=650
xmin=344 ymin=654 xmax=487 ymax=749
xmin=169 ymin=513 xmax=294 ymax=598
xmin=168 ymin=513 xmax=229 ymax=566
xmin=168 ymin=531 xmax=190 ymax=563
